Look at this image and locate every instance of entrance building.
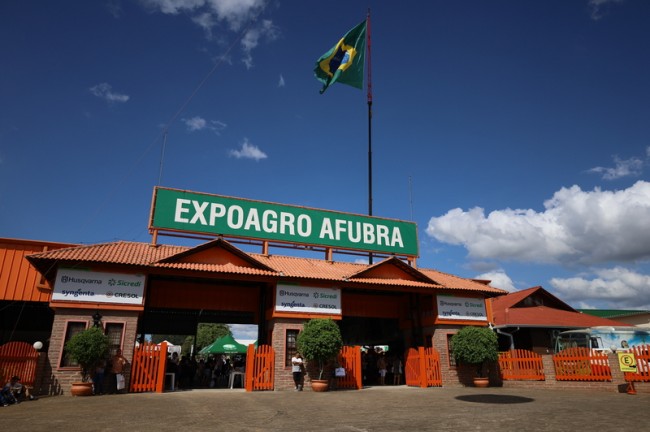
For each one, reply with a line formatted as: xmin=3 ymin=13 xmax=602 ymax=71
xmin=7 ymin=188 xmax=507 ymax=392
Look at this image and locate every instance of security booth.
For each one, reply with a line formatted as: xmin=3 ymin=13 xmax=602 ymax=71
xmin=24 ymin=187 xmax=505 ymax=393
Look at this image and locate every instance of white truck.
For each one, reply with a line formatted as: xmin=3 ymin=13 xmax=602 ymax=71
xmin=554 ymin=326 xmax=650 ymax=353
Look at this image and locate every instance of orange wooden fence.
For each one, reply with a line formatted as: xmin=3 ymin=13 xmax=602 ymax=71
xmin=336 ymin=345 xmax=362 ymax=390
xmin=553 ymin=347 xmax=611 ymax=381
xmin=498 ymin=349 xmax=545 ymax=381
xmin=404 ymin=347 xmax=442 ymax=388
xmin=624 ymin=344 xmax=650 ymax=383
xmin=129 ymin=342 xmax=168 ymax=393
xmin=245 ymin=344 xmax=274 ymax=391
xmin=0 ymin=341 xmax=39 ymax=388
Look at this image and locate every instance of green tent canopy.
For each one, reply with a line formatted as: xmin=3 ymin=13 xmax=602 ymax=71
xmin=199 ymin=334 xmax=249 ymax=355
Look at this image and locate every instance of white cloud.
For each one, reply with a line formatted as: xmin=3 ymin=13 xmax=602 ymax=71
xmin=474 ymin=269 xmax=517 ymax=292
xmin=182 ymin=116 xmax=227 ymax=133
xmin=550 ymin=267 xmax=650 ymax=308
xmin=278 ymin=74 xmax=285 ymax=87
xmin=589 ymin=155 xmax=644 ymax=180
xmin=426 ymin=181 xmax=650 ymax=265
xmin=229 ymin=138 xmax=267 ymax=161
xmin=89 ymin=83 xmax=130 ymax=103
xmin=206 ymin=0 xmax=266 ymax=31
xmin=106 ymin=0 xmax=123 ymax=18
xmin=141 ymin=0 xmax=275 ymax=70
xmin=241 ymin=20 xmax=279 ymax=69
xmin=184 ymin=116 xmax=207 ymax=131
xmin=192 ymin=12 xmax=216 ymax=38
xmin=588 ymin=0 xmax=624 ymax=21
xmin=140 ymin=0 xmax=205 ymax=15
xmin=230 ymin=324 xmax=258 ymax=341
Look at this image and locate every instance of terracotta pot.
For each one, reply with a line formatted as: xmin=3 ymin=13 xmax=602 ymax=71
xmin=473 ymin=377 xmax=489 ymax=388
xmin=311 ymin=379 xmax=329 ymax=392
xmin=70 ymin=382 xmax=94 ymax=396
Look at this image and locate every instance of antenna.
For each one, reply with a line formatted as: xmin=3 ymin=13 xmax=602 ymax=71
xmin=409 ymin=176 xmax=414 ymax=221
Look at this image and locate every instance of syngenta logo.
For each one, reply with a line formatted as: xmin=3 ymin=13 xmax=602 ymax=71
xmin=61 ymin=289 xmax=95 ymax=297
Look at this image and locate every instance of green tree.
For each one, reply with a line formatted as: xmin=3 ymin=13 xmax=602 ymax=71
xmin=451 ymin=326 xmax=498 ymax=377
xmin=150 ymin=334 xmax=186 ymax=345
xmin=196 ymin=323 xmax=231 ymax=351
xmin=297 ymin=319 xmax=343 ymax=380
xmin=64 ymin=327 xmax=110 ymax=382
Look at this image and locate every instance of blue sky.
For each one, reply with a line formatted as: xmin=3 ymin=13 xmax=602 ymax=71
xmin=2 ymin=0 xmax=650 ymax=339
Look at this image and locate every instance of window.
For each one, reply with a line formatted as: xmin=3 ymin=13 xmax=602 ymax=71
xmin=285 ymin=329 xmax=299 ymax=367
xmin=447 ymin=334 xmax=457 ymax=368
xmin=104 ymin=323 xmax=125 ymax=357
xmin=60 ymin=321 xmax=87 ymax=367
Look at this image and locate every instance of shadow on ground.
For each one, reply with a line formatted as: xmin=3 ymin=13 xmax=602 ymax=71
xmin=455 ymin=394 xmax=534 ymax=404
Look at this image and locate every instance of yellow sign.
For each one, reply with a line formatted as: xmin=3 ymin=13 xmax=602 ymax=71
xmin=617 ymin=352 xmax=637 ymax=372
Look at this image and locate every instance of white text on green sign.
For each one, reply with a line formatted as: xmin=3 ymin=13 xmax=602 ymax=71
xmin=151 ymin=188 xmax=419 ymax=256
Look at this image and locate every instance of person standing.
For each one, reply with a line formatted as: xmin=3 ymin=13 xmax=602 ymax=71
xmin=93 ymin=359 xmax=106 ymax=395
xmin=377 ymin=353 xmax=387 ymax=385
xmin=291 ymin=353 xmax=304 ymax=391
xmin=392 ymin=356 xmax=403 ymax=385
xmin=110 ymin=348 xmax=128 ymax=394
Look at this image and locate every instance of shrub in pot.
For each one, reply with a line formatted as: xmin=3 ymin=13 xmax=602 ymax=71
xmin=296 ymin=318 xmax=343 ymax=390
xmin=451 ymin=326 xmax=498 ymax=386
xmin=64 ymin=327 xmax=109 ymax=394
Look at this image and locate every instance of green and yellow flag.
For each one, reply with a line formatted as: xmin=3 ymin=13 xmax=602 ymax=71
xmin=314 ymin=20 xmax=367 ymax=94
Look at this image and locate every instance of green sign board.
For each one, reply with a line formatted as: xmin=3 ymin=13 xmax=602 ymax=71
xmin=150 ymin=187 xmax=419 ymax=256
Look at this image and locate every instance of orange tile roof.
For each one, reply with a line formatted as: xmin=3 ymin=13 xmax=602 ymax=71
xmin=26 ymin=240 xmax=507 ymax=295
xmin=492 ymin=305 xmax=631 ymax=328
xmin=490 ymin=286 xmax=631 ymax=328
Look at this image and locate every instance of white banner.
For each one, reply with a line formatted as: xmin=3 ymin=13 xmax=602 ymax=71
xmin=275 ymin=284 xmax=341 ymax=315
xmin=437 ymin=295 xmax=487 ymax=321
xmin=52 ymin=268 xmax=145 ymax=305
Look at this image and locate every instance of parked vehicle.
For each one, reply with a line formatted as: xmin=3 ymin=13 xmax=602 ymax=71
xmin=554 ymin=326 xmax=650 ymax=353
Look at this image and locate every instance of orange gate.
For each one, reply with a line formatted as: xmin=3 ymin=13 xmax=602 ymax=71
xmin=245 ymin=344 xmax=274 ymax=391
xmin=405 ymin=347 xmax=442 ymax=388
xmin=498 ymin=349 xmax=545 ymax=380
xmin=553 ymin=347 xmax=611 ymax=381
xmin=129 ymin=342 xmax=168 ymax=393
xmin=0 ymin=341 xmax=39 ymax=389
xmin=336 ymin=345 xmax=362 ymax=389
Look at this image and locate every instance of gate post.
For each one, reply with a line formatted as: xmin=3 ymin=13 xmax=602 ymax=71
xmin=245 ymin=344 xmax=255 ymax=392
xmin=155 ymin=342 xmax=167 ymax=393
xmin=418 ymin=347 xmax=427 ymax=388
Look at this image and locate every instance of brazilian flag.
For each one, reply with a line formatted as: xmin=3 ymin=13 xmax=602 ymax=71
xmin=314 ymin=20 xmax=367 ymax=94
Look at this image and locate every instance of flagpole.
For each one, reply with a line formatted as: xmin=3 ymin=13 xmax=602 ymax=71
xmin=366 ymin=9 xmax=373 ymax=264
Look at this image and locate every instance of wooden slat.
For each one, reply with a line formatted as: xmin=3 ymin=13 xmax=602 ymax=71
xmin=0 ymin=341 xmax=39 ymax=387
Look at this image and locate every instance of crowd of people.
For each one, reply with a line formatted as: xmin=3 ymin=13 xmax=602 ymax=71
xmin=361 ymin=348 xmax=403 ymax=386
xmin=166 ymin=352 xmax=246 ymax=390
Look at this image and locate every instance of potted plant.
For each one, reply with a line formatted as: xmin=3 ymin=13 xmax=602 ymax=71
xmin=296 ymin=318 xmax=343 ymax=391
xmin=64 ymin=327 xmax=109 ymax=396
xmin=450 ymin=326 xmax=498 ymax=387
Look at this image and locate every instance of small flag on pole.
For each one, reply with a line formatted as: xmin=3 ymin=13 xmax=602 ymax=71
xmin=314 ymin=20 xmax=367 ymax=94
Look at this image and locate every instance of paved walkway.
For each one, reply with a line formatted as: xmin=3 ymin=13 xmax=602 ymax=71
xmin=2 ymin=386 xmax=648 ymax=431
